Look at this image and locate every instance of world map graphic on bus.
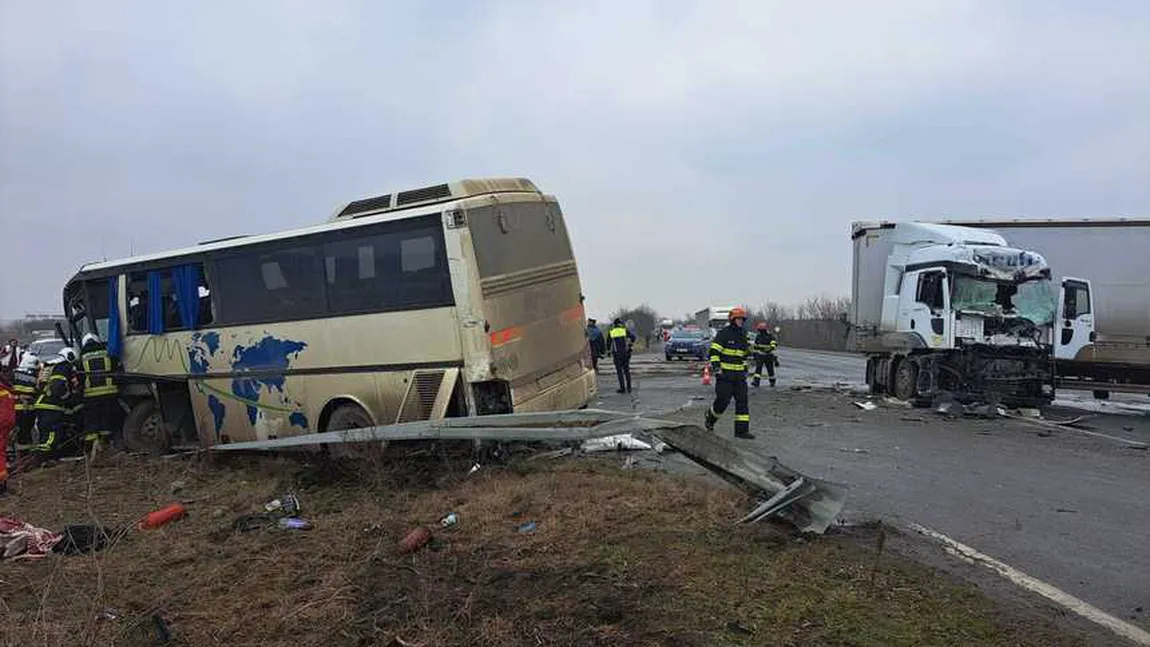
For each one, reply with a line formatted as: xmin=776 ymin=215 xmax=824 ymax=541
xmin=188 ymin=331 xmax=309 ymax=437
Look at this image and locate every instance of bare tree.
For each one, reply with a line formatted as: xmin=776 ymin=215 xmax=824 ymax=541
xmin=610 ymin=304 xmax=659 ymax=340
xmin=795 ymin=295 xmax=851 ymax=320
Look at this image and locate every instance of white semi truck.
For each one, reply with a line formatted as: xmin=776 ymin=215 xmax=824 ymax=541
xmin=849 ymin=222 xmax=1056 ymax=406
xmin=943 ymin=219 xmax=1150 ymax=398
xmin=695 ymin=306 xmax=735 ymax=339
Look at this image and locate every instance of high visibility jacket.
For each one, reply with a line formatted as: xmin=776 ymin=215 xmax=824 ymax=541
xmin=11 ymin=366 xmax=39 ymax=410
xmin=752 ymin=331 xmax=778 ymax=356
xmin=710 ymin=324 xmax=750 ymax=378
xmin=608 ymin=325 xmax=635 ymax=355
xmin=34 ymin=364 xmax=73 ymax=412
xmin=81 ymin=343 xmax=119 ymax=398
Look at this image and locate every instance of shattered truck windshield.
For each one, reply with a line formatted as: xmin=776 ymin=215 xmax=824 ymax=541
xmin=951 ymin=276 xmax=1055 ymax=325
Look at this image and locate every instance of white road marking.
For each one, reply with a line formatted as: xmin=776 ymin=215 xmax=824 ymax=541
xmin=909 ymin=523 xmax=1150 ymax=646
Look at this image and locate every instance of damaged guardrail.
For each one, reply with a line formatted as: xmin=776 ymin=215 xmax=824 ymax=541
xmin=211 ymin=409 xmax=846 ymax=534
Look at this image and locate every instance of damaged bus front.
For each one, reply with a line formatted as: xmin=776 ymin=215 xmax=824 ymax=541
xmin=850 ymin=222 xmax=1056 ymax=407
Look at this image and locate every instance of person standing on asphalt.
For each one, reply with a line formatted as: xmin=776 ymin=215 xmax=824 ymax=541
xmin=586 ymin=319 xmax=605 ymax=374
xmin=608 ymin=318 xmax=635 ymax=394
xmin=751 ymin=322 xmax=779 ymax=388
xmin=705 ymin=307 xmax=754 ymax=439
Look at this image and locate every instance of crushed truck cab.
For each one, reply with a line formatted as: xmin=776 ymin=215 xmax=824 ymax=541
xmin=850 ymin=222 xmax=1056 ymax=407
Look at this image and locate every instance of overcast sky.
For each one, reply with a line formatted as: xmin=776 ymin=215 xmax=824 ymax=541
xmin=2 ymin=1 xmax=1148 ymax=322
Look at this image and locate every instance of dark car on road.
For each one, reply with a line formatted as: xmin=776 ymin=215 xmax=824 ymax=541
xmin=665 ymin=329 xmax=707 ymax=361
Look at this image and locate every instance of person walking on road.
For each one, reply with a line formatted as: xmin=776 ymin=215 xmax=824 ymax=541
xmin=586 ymin=319 xmax=606 ymax=374
xmin=705 ymin=307 xmax=754 ymax=439
xmin=751 ymin=322 xmax=779 ymax=388
xmin=608 ymin=318 xmax=635 ymax=394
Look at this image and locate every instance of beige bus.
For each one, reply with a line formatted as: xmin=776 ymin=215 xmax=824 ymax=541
xmin=62 ymin=178 xmax=596 ymax=452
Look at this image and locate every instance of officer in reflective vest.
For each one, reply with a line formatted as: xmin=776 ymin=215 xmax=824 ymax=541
xmin=80 ymin=333 xmax=121 ymax=448
xmin=33 ymin=350 xmax=79 ymax=457
xmin=10 ymin=353 xmax=41 ymax=450
xmin=608 ymin=318 xmax=636 ymax=394
xmin=705 ymin=307 xmax=754 ymax=439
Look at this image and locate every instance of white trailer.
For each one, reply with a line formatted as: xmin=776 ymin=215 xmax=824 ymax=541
xmin=850 ymin=222 xmax=1056 ymax=406
xmin=943 ymin=219 xmax=1150 ymax=397
xmin=695 ymin=306 xmax=735 ymax=338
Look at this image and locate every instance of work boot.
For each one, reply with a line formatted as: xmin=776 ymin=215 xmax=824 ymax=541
xmin=752 ymin=378 xmax=761 ymax=388
xmin=616 ymin=388 xmax=626 ymax=394
xmin=769 ymin=379 xmax=776 ymax=388
xmin=735 ymin=431 xmax=756 ymax=440
xmin=626 ymin=385 xmax=632 ymax=394
xmin=704 ymin=410 xmax=716 ymax=432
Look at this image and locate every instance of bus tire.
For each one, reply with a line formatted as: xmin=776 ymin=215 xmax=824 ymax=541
xmin=325 ymin=403 xmax=374 ymax=431
xmin=122 ymin=400 xmax=171 ymax=456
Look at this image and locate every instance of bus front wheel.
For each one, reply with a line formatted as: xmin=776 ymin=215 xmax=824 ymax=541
xmin=325 ymin=403 xmax=375 ymax=431
xmin=122 ymin=400 xmax=172 ymax=456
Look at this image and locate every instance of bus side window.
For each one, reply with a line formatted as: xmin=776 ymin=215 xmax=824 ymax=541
xmin=127 ymin=273 xmax=149 ymax=333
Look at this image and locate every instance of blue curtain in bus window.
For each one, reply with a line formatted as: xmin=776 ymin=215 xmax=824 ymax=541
xmin=147 ymin=270 xmax=164 ymax=334
xmin=107 ymin=277 xmax=122 ymax=358
xmin=172 ymin=264 xmax=200 ymax=330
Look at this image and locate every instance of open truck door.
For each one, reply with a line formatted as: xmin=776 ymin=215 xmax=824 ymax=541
xmin=1056 ymin=277 xmax=1094 ymax=361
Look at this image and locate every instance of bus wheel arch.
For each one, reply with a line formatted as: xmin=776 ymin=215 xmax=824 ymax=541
xmin=319 ymin=397 xmax=377 ymax=432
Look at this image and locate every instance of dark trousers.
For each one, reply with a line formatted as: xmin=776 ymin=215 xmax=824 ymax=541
xmin=590 ymin=343 xmax=603 ymax=373
xmin=82 ymin=397 xmax=121 ymax=445
xmin=708 ymin=377 xmax=749 ymax=435
xmin=752 ymin=354 xmax=776 ymax=385
xmin=613 ymin=353 xmax=632 ymax=392
xmin=15 ymin=409 xmax=36 ymax=447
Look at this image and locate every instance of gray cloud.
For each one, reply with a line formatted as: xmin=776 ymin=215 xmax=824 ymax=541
xmin=2 ymin=0 xmax=1147 ymax=321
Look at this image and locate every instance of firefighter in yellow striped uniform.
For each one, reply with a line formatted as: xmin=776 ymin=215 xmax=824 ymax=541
xmin=32 ymin=349 xmax=79 ymax=457
xmin=80 ymin=333 xmax=121 ymax=450
xmin=10 ymin=354 xmax=41 ymax=451
xmin=704 ymin=307 xmax=754 ymax=439
xmin=751 ymin=321 xmax=778 ymax=388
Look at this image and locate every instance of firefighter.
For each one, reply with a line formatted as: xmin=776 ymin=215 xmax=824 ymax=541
xmin=751 ymin=322 xmax=779 ymax=388
xmin=608 ymin=318 xmax=636 ymax=394
xmin=79 ymin=333 xmax=121 ymax=450
xmin=705 ymin=307 xmax=754 ymax=439
xmin=10 ymin=353 xmax=41 ymax=451
xmin=32 ymin=349 xmax=82 ymax=458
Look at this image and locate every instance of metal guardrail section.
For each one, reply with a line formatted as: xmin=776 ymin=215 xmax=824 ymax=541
xmin=211 ymin=409 xmax=846 ymax=533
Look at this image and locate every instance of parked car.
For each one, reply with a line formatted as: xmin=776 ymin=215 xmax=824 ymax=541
xmin=25 ymin=338 xmax=67 ymax=361
xmin=665 ymin=329 xmax=707 ymax=361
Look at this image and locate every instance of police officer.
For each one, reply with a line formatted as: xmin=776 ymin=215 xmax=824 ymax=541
xmin=608 ymin=318 xmax=636 ymax=394
xmin=705 ymin=307 xmax=753 ymax=439
xmin=751 ymin=322 xmax=779 ymax=388
xmin=79 ymin=333 xmax=121 ymax=449
xmin=10 ymin=354 xmax=41 ymax=451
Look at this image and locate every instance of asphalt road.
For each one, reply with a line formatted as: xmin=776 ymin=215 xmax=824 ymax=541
xmin=599 ymin=347 xmax=1150 ymax=636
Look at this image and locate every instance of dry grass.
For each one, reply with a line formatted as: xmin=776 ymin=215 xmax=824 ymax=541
xmin=0 ymin=449 xmax=1086 ymax=647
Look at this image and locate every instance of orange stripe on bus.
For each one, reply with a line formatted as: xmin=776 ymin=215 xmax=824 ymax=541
xmin=490 ymin=326 xmax=524 ymax=348
xmin=558 ymin=304 xmax=585 ymax=326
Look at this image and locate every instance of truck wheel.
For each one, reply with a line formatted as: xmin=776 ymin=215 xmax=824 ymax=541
xmin=893 ymin=359 xmax=917 ymax=402
xmin=1092 ymin=390 xmax=1110 ymax=400
xmin=122 ymin=400 xmax=172 ymax=456
xmin=866 ymin=358 xmax=882 ymax=395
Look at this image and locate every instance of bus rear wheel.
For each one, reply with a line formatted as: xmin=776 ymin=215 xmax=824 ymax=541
xmin=122 ymin=400 xmax=171 ymax=456
xmin=325 ymin=403 xmax=374 ymax=431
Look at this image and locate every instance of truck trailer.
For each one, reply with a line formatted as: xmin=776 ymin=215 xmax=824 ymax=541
xmin=849 ymin=222 xmax=1056 ymax=406
xmin=695 ymin=306 xmax=735 ymax=338
xmin=943 ymin=219 xmax=1150 ymax=398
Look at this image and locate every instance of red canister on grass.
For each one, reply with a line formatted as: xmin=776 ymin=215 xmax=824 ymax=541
xmin=138 ymin=503 xmax=187 ymax=530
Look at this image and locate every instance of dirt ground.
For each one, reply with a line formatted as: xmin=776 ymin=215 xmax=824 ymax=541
xmin=0 ymin=446 xmax=1092 ymax=647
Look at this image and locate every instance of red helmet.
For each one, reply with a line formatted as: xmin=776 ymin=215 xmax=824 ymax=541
xmin=728 ymin=307 xmax=747 ymax=321
xmin=756 ymin=321 xmax=768 ymax=331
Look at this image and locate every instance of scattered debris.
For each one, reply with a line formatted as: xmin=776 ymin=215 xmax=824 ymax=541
xmin=621 ymin=456 xmax=637 ymax=469
xmin=1123 ymin=426 xmax=1135 ymax=432
xmin=900 ymin=415 xmax=928 ymax=423
xmin=1054 ymin=508 xmax=1078 ymax=514
xmin=1016 ymin=408 xmax=1042 ymax=418
xmin=169 ymin=479 xmax=187 ymax=494
xmin=398 ymin=527 xmax=432 ymax=554
xmin=726 ymin=620 xmax=753 ymax=635
xmin=853 ymin=401 xmax=878 ymax=411
xmin=138 ymin=503 xmax=187 ymax=530
xmin=439 ymin=512 xmax=460 ymax=528
xmin=838 ymin=448 xmax=870 ymax=454
xmin=233 ymin=513 xmax=279 ymax=533
xmin=804 ymin=421 xmax=828 ymax=428
xmin=582 ymin=434 xmax=652 ymax=452
xmin=883 ymin=397 xmax=912 ymax=408
xmin=526 ymin=447 xmax=573 ymax=461
xmin=264 ymin=494 xmax=301 ymax=517
xmin=1 ymin=517 xmax=62 ymax=560
xmin=276 ymin=517 xmax=313 ymax=531
xmin=467 ymin=463 xmax=482 ymax=476
xmin=935 ymin=401 xmax=961 ymax=417
xmin=517 ymin=521 xmax=538 ymax=534
xmin=96 ymin=608 xmax=121 ymax=622
xmin=54 ymin=524 xmax=116 ymax=556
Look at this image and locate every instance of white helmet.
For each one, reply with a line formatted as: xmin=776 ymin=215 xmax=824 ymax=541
xmin=81 ymin=332 xmax=101 ymax=347
xmin=18 ymin=353 xmax=41 ymax=371
xmin=58 ymin=347 xmax=78 ymax=364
